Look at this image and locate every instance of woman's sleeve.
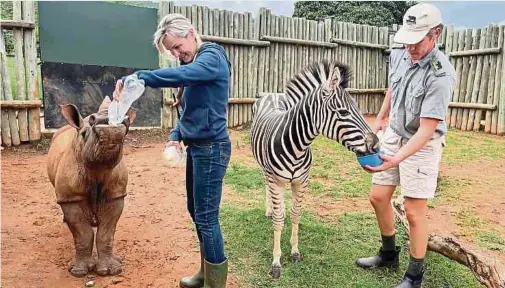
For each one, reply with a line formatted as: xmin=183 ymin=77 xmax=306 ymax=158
xmin=136 ymin=50 xmax=221 ymax=88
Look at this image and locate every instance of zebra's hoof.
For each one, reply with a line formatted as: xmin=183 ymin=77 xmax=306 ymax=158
xmin=265 ymin=210 xmax=273 ymax=217
xmin=291 ymin=252 xmax=301 ymax=263
xmin=269 ymin=265 xmax=281 ymax=279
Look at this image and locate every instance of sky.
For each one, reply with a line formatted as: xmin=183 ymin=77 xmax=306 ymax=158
xmin=172 ymin=1 xmax=505 ymax=29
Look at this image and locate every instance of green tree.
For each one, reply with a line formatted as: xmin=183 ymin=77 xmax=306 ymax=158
xmin=292 ymin=1 xmax=417 ymax=27
xmin=1 ymin=1 xmax=14 ymax=55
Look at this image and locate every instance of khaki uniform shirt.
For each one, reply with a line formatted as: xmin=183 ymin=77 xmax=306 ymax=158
xmin=388 ymin=46 xmax=456 ymax=139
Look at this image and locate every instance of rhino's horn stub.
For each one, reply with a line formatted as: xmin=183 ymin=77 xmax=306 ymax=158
xmin=60 ymin=104 xmax=84 ymax=129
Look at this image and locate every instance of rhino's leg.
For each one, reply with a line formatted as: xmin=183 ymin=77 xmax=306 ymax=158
xmin=95 ymin=196 xmax=124 ymax=276
xmin=60 ymin=202 xmax=95 ymax=277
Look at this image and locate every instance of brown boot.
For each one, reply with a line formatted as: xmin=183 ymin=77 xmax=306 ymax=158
xmin=180 ymin=244 xmax=205 ymax=288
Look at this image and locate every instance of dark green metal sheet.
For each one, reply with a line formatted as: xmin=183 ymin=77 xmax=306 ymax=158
xmin=38 ymin=1 xmax=159 ymax=69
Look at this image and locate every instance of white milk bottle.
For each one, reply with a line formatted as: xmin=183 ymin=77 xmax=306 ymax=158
xmin=109 ymin=74 xmax=145 ymax=124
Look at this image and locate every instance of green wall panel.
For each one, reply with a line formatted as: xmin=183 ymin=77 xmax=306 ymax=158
xmin=39 ymin=1 xmax=159 ymax=69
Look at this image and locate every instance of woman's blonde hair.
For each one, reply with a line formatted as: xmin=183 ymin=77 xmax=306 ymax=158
xmin=153 ymin=13 xmax=203 ymax=57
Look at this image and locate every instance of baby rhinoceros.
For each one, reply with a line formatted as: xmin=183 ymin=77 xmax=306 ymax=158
xmin=47 ymin=96 xmax=136 ymax=277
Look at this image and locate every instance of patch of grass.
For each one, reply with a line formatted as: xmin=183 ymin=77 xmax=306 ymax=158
xmin=7 ymin=55 xmax=17 ymax=98
xmin=453 ymin=208 xmax=505 ymax=254
xmin=443 ymin=130 xmax=505 ymax=164
xmin=6 ymin=55 xmax=51 ymax=100
xmin=310 ymin=137 xmax=372 ymax=199
xmin=455 ymin=209 xmax=486 ymax=230
xmin=309 ymin=180 xmax=327 ymax=195
xmin=221 ymin=205 xmax=480 ymax=288
xmin=474 ymin=230 xmax=505 ymax=253
xmin=428 ymin=176 xmax=472 ymax=208
xmin=225 ymin=163 xmax=265 ymax=194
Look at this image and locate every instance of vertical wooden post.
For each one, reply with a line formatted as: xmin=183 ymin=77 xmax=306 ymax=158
xmin=22 ymin=1 xmax=40 ymax=142
xmin=456 ymin=29 xmax=473 ymax=129
xmin=487 ymin=25 xmax=503 ymax=134
xmin=13 ymin=1 xmax=29 ymax=142
xmin=461 ymin=29 xmax=480 ymax=131
xmin=498 ymin=26 xmax=505 ymax=135
xmin=473 ymin=24 xmax=494 ymax=131
xmin=0 ymin=48 xmax=12 ymax=147
xmin=1 ymin=29 xmax=20 ymax=146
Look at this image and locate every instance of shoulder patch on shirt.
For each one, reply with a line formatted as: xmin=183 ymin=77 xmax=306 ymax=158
xmin=431 ymin=55 xmax=446 ymax=77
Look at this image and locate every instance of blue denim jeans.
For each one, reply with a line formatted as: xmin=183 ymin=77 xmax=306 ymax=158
xmin=185 ymin=140 xmax=231 ymax=264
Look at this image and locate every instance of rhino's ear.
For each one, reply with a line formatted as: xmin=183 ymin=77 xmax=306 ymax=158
xmin=97 ymin=96 xmax=111 ymax=116
xmin=60 ymin=104 xmax=84 ymax=129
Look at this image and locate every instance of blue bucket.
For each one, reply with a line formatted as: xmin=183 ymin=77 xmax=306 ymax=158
xmin=357 ymin=151 xmax=385 ymax=168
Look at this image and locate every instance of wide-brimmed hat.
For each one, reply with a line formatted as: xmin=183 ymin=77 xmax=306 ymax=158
xmin=394 ymin=3 xmax=442 ymax=45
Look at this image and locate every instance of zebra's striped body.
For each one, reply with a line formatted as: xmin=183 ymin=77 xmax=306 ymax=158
xmin=250 ymin=60 xmax=379 ymax=278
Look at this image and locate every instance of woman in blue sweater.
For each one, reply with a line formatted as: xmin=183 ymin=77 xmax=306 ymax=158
xmin=113 ymin=13 xmax=231 ymax=288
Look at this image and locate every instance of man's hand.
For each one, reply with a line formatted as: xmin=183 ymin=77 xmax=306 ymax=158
xmin=166 ymin=140 xmax=183 ymax=153
xmin=113 ymin=79 xmax=123 ymax=102
xmin=364 ymin=154 xmax=400 ymax=173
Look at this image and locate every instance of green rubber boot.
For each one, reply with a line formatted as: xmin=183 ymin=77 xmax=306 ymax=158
xmin=180 ymin=244 xmax=205 ymax=288
xmin=203 ymin=259 xmax=228 ymax=288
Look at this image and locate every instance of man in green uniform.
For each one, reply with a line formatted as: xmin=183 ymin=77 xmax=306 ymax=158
xmin=356 ymin=3 xmax=456 ymax=288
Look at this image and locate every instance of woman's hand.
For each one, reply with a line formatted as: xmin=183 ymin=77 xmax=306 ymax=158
xmin=166 ymin=140 xmax=183 ymax=153
xmin=113 ymin=79 xmax=123 ymax=102
xmin=372 ymin=117 xmax=388 ymax=134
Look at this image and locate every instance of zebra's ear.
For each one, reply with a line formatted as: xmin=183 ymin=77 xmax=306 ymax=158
xmin=323 ymin=65 xmax=342 ymax=94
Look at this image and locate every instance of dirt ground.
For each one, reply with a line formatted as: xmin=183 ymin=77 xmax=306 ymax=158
xmin=1 ymin=130 xmax=239 ymax=288
xmin=2 ymin=123 xmax=504 ymax=287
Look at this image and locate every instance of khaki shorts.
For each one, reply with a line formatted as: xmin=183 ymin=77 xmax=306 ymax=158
xmin=372 ymin=127 xmax=444 ymax=199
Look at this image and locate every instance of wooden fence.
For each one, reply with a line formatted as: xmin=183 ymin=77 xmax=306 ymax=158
xmin=158 ymin=1 xmax=505 ymax=136
xmin=0 ymin=1 xmax=41 ymax=147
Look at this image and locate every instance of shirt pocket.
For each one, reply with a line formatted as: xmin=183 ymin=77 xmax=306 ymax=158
xmin=389 ymin=73 xmax=402 ymax=107
xmin=405 ymin=85 xmax=425 ymax=131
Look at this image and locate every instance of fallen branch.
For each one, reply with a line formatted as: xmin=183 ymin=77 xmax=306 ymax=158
xmin=392 ymin=196 xmax=505 ymax=288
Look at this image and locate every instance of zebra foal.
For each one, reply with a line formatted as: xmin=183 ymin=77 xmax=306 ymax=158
xmin=250 ymin=60 xmax=380 ymax=278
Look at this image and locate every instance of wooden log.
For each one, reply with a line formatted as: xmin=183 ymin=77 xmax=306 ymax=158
xmin=200 ymin=35 xmax=270 ymax=47
xmin=22 ymin=1 xmax=40 ymax=142
xmin=384 ymin=43 xmax=445 ymax=54
xmin=272 ymin=16 xmax=279 ymax=93
xmin=461 ymin=29 xmax=481 ymax=131
xmin=392 ymin=197 xmax=505 ymax=288
xmin=450 ymin=29 xmax=466 ymax=128
xmin=473 ymin=25 xmax=494 ymax=131
xmin=13 ymin=1 xmax=29 ymax=142
xmin=448 ymin=47 xmax=501 ymax=57
xmin=235 ymin=12 xmax=241 ymax=126
xmin=487 ymin=25 xmax=503 ymax=133
xmin=330 ymin=37 xmax=389 ymax=50
xmin=0 ymin=20 xmax=35 ymax=30
xmin=492 ymin=26 xmax=505 ymax=134
xmin=0 ymin=100 xmax=43 ymax=109
xmin=483 ymin=25 xmax=499 ymax=133
xmin=0 ymin=31 xmax=20 ymax=146
xmin=166 ymin=97 xmax=257 ymax=105
xmin=448 ymin=102 xmax=497 ymax=110
xmin=499 ymin=26 xmax=505 ymax=135
xmin=467 ymin=28 xmax=487 ymax=130
xmin=347 ymin=88 xmax=387 ymax=94
xmin=445 ymin=26 xmax=455 ymax=126
xmin=0 ymin=50 xmax=11 ymax=147
xmin=228 ymin=11 xmax=235 ymax=127
xmin=256 ymin=8 xmax=265 ymax=95
xmin=372 ymin=26 xmax=379 ymax=114
xmin=238 ymin=13 xmax=244 ymax=125
xmin=456 ymin=29 xmax=474 ymax=129
xmin=248 ymin=12 xmax=255 ymax=123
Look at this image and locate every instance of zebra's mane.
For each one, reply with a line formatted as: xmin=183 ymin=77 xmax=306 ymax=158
xmin=284 ymin=60 xmax=351 ymax=107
